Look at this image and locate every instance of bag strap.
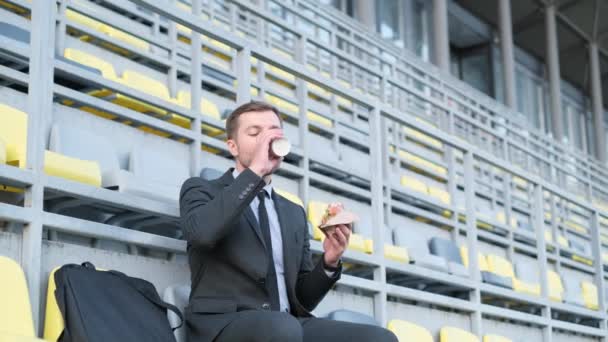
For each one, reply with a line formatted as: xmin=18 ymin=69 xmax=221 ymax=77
xmin=108 ymin=270 xmax=184 ymax=331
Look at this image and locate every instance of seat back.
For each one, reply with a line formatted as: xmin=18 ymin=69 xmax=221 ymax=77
xmin=130 ymin=145 xmax=190 ymax=189
xmin=486 ymin=255 xmax=515 ymax=279
xmin=563 ymin=276 xmax=584 ymax=304
xmin=121 ymin=71 xmax=171 ymax=101
xmin=440 ymin=326 xmax=479 ymax=342
xmin=429 ymin=237 xmax=464 ymax=264
xmin=0 ymin=103 xmax=27 ymax=168
xmin=199 ymin=167 xmax=223 ymax=181
xmin=0 ymin=21 xmax=29 ymax=43
xmin=307 ymin=200 xmax=329 ymax=240
xmin=63 ymin=48 xmax=118 ymax=80
xmin=274 ymin=188 xmax=304 ymax=207
xmin=514 ymin=261 xmax=539 ymax=284
xmin=49 ymin=123 xmax=120 ymax=175
xmin=325 ymin=310 xmax=379 ymax=326
xmin=163 ymin=284 xmax=191 ymax=342
xmin=0 ymin=256 xmax=35 ymax=337
xmin=387 ymin=320 xmax=433 ymax=342
xmin=547 ymin=270 xmax=564 ymax=302
xmin=44 ymin=268 xmax=63 ymax=341
xmin=581 ymin=281 xmax=599 ymax=310
xmin=0 ymin=137 xmax=5 ymax=164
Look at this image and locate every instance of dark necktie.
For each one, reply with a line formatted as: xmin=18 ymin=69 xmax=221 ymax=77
xmin=257 ymin=190 xmax=280 ymax=311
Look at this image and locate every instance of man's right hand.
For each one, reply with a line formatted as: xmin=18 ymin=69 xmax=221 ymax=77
xmin=249 ymin=128 xmax=284 ymax=177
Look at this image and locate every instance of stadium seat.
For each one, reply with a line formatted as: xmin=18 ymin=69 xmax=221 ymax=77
xmin=43 ymin=268 xmax=62 ymax=341
xmin=49 ymin=122 xmax=120 ymax=184
xmin=65 ymin=10 xmax=149 ymax=52
xmin=274 ymin=188 xmax=304 ymax=207
xmin=63 ymin=48 xmax=119 ymax=81
xmin=581 ymin=281 xmax=599 ymax=310
xmin=547 ymin=270 xmax=564 ymax=302
xmin=513 ymin=262 xmax=541 ymax=296
xmin=0 ymin=256 xmax=36 ymax=339
xmin=324 ymin=310 xmax=379 ymax=326
xmin=397 ymin=150 xmax=447 ymax=176
xmin=383 ymin=243 xmax=410 ymax=263
xmin=403 ymin=127 xmax=443 ymax=150
xmin=429 ymin=237 xmax=468 ymax=277
xmin=102 ymin=144 xmax=189 ymax=203
xmin=0 ymin=105 xmax=102 ymax=186
xmin=486 ymin=255 xmax=537 ymax=293
xmin=0 ymin=137 xmax=6 ymax=164
xmin=440 ymin=326 xmax=479 ymax=342
xmin=393 ymin=230 xmax=448 ymax=272
xmin=163 ymin=284 xmax=191 ymax=342
xmin=563 ymin=277 xmax=586 ymax=308
xmin=399 ymin=174 xmax=428 ymax=195
xmin=460 ymin=247 xmax=511 ymax=288
xmin=176 ymin=91 xmax=224 ymax=136
xmin=387 ymin=319 xmax=433 ymax=342
xmin=0 ymin=21 xmax=29 ymax=44
xmin=200 ymin=167 xmax=223 ymax=181
xmin=428 ymin=186 xmax=451 ymax=205
xmin=483 ymin=334 xmax=512 ymax=342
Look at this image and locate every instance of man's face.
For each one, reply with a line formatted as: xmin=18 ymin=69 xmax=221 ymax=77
xmin=227 ymin=110 xmax=283 ymax=169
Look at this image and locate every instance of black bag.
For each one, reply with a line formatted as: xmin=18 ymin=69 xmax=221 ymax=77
xmin=54 ymin=262 xmax=183 ymax=342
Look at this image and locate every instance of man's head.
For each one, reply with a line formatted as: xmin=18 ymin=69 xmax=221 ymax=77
xmin=226 ymin=101 xmax=284 ymax=171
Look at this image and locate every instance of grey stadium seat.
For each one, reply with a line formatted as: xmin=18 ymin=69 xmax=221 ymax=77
xmin=0 ymin=21 xmax=29 ymax=43
xmin=393 ymin=229 xmax=448 ymax=272
xmin=324 ymin=309 xmax=379 ymax=326
xmin=563 ymin=277 xmax=585 ymax=308
xmin=200 ymin=167 xmax=223 ymax=180
xmin=429 ymin=237 xmax=468 ymax=277
xmin=163 ymin=284 xmax=191 ymax=342
xmin=514 ymin=261 xmax=539 ymax=285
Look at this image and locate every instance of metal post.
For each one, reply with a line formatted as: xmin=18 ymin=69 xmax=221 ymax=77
xmin=189 ymin=0 xmax=203 ymax=177
xmin=464 ymin=151 xmax=482 ymax=336
xmin=370 ymin=106 xmax=387 ymax=326
xmin=236 ymin=47 xmax=252 ymax=103
xmin=432 ymin=0 xmax=450 ymax=73
xmin=26 ymin=0 xmax=56 ymax=331
xmin=545 ymin=3 xmax=564 ymax=142
xmin=498 ymin=0 xmax=517 ymax=108
xmin=589 ymin=43 xmax=606 ymax=163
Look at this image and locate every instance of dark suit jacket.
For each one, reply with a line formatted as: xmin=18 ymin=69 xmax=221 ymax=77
xmin=179 ymin=167 xmax=340 ymax=341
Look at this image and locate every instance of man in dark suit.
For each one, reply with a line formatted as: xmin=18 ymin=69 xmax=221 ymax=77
xmin=180 ymin=101 xmax=398 ymax=341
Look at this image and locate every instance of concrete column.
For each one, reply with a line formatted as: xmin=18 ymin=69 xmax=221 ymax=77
xmin=433 ymin=0 xmax=450 ymax=73
xmin=545 ymin=3 xmax=564 ymax=141
xmin=355 ymin=0 xmax=376 ymax=31
xmin=589 ymin=43 xmax=607 ymax=163
xmin=498 ymin=0 xmax=517 ymax=108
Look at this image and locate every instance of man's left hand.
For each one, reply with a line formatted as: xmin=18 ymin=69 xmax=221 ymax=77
xmin=322 ymin=224 xmax=351 ymax=267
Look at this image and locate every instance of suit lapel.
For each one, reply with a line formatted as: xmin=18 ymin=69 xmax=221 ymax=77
xmin=219 ymin=168 xmax=267 ymax=250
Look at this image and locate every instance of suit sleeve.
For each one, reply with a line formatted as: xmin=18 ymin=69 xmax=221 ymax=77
xmin=294 ymin=206 xmax=341 ymax=312
xmin=179 ymin=168 xmax=266 ymax=248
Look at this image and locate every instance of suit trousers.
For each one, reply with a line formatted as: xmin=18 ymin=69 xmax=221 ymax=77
xmin=211 ymin=310 xmax=398 ymax=342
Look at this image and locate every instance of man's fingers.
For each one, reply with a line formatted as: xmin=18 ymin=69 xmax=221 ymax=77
xmin=334 ymin=228 xmax=347 ymax=247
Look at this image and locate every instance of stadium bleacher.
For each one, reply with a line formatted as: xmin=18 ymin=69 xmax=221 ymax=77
xmin=1 ymin=0 xmax=608 ymax=341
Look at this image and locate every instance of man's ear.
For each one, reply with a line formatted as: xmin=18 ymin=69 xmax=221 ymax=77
xmin=227 ymin=138 xmax=238 ymax=158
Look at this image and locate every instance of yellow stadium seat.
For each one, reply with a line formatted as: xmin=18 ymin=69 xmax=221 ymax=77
xmin=547 ymin=270 xmax=564 ymax=302
xmin=0 ymin=137 xmax=6 ymax=164
xmin=387 ymin=320 xmax=433 ymax=342
xmin=397 ymin=150 xmax=447 ymax=176
xmin=43 ymin=268 xmax=62 ymax=341
xmin=460 ymin=246 xmax=489 ymax=272
xmin=306 ymin=111 xmax=333 ymax=128
xmin=176 ymin=91 xmax=224 ymax=136
xmin=0 ymin=104 xmax=102 ymax=187
xmin=486 ymin=255 xmax=540 ymax=296
xmin=581 ymin=281 xmax=599 ymax=310
xmin=440 ymin=326 xmax=479 ymax=342
xmin=403 ymin=127 xmax=443 ymax=150
xmin=557 ymin=235 xmax=569 ymax=248
xmin=483 ymin=334 xmax=512 ymax=342
xmin=121 ymin=70 xmax=172 ymax=102
xmin=428 ymin=186 xmax=451 ymax=205
xmin=384 ymin=244 xmax=409 ymax=263
xmin=400 ymin=175 xmax=428 ymax=194
xmin=307 ymin=200 xmax=328 ymax=241
xmin=99 ymin=24 xmax=149 ymax=51
xmin=544 ymin=230 xmax=553 ymax=244
xmin=274 ymin=188 xmax=304 ymax=207
xmin=0 ymin=256 xmax=35 ymax=338
xmin=495 ymin=212 xmax=516 ymax=228
xmin=44 ymin=151 xmax=102 ymax=187
xmin=65 ymin=9 xmax=103 ymax=32
xmin=348 ymin=233 xmax=368 ymax=253
xmin=63 ymin=48 xmax=119 ymax=81
xmin=564 ymin=220 xmax=588 ymax=234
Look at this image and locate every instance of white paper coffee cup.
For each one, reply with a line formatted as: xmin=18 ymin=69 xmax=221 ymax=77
xmin=271 ymin=137 xmax=291 ymax=157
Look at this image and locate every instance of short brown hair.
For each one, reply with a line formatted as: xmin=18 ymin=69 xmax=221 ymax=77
xmin=225 ymin=101 xmax=283 ymax=139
